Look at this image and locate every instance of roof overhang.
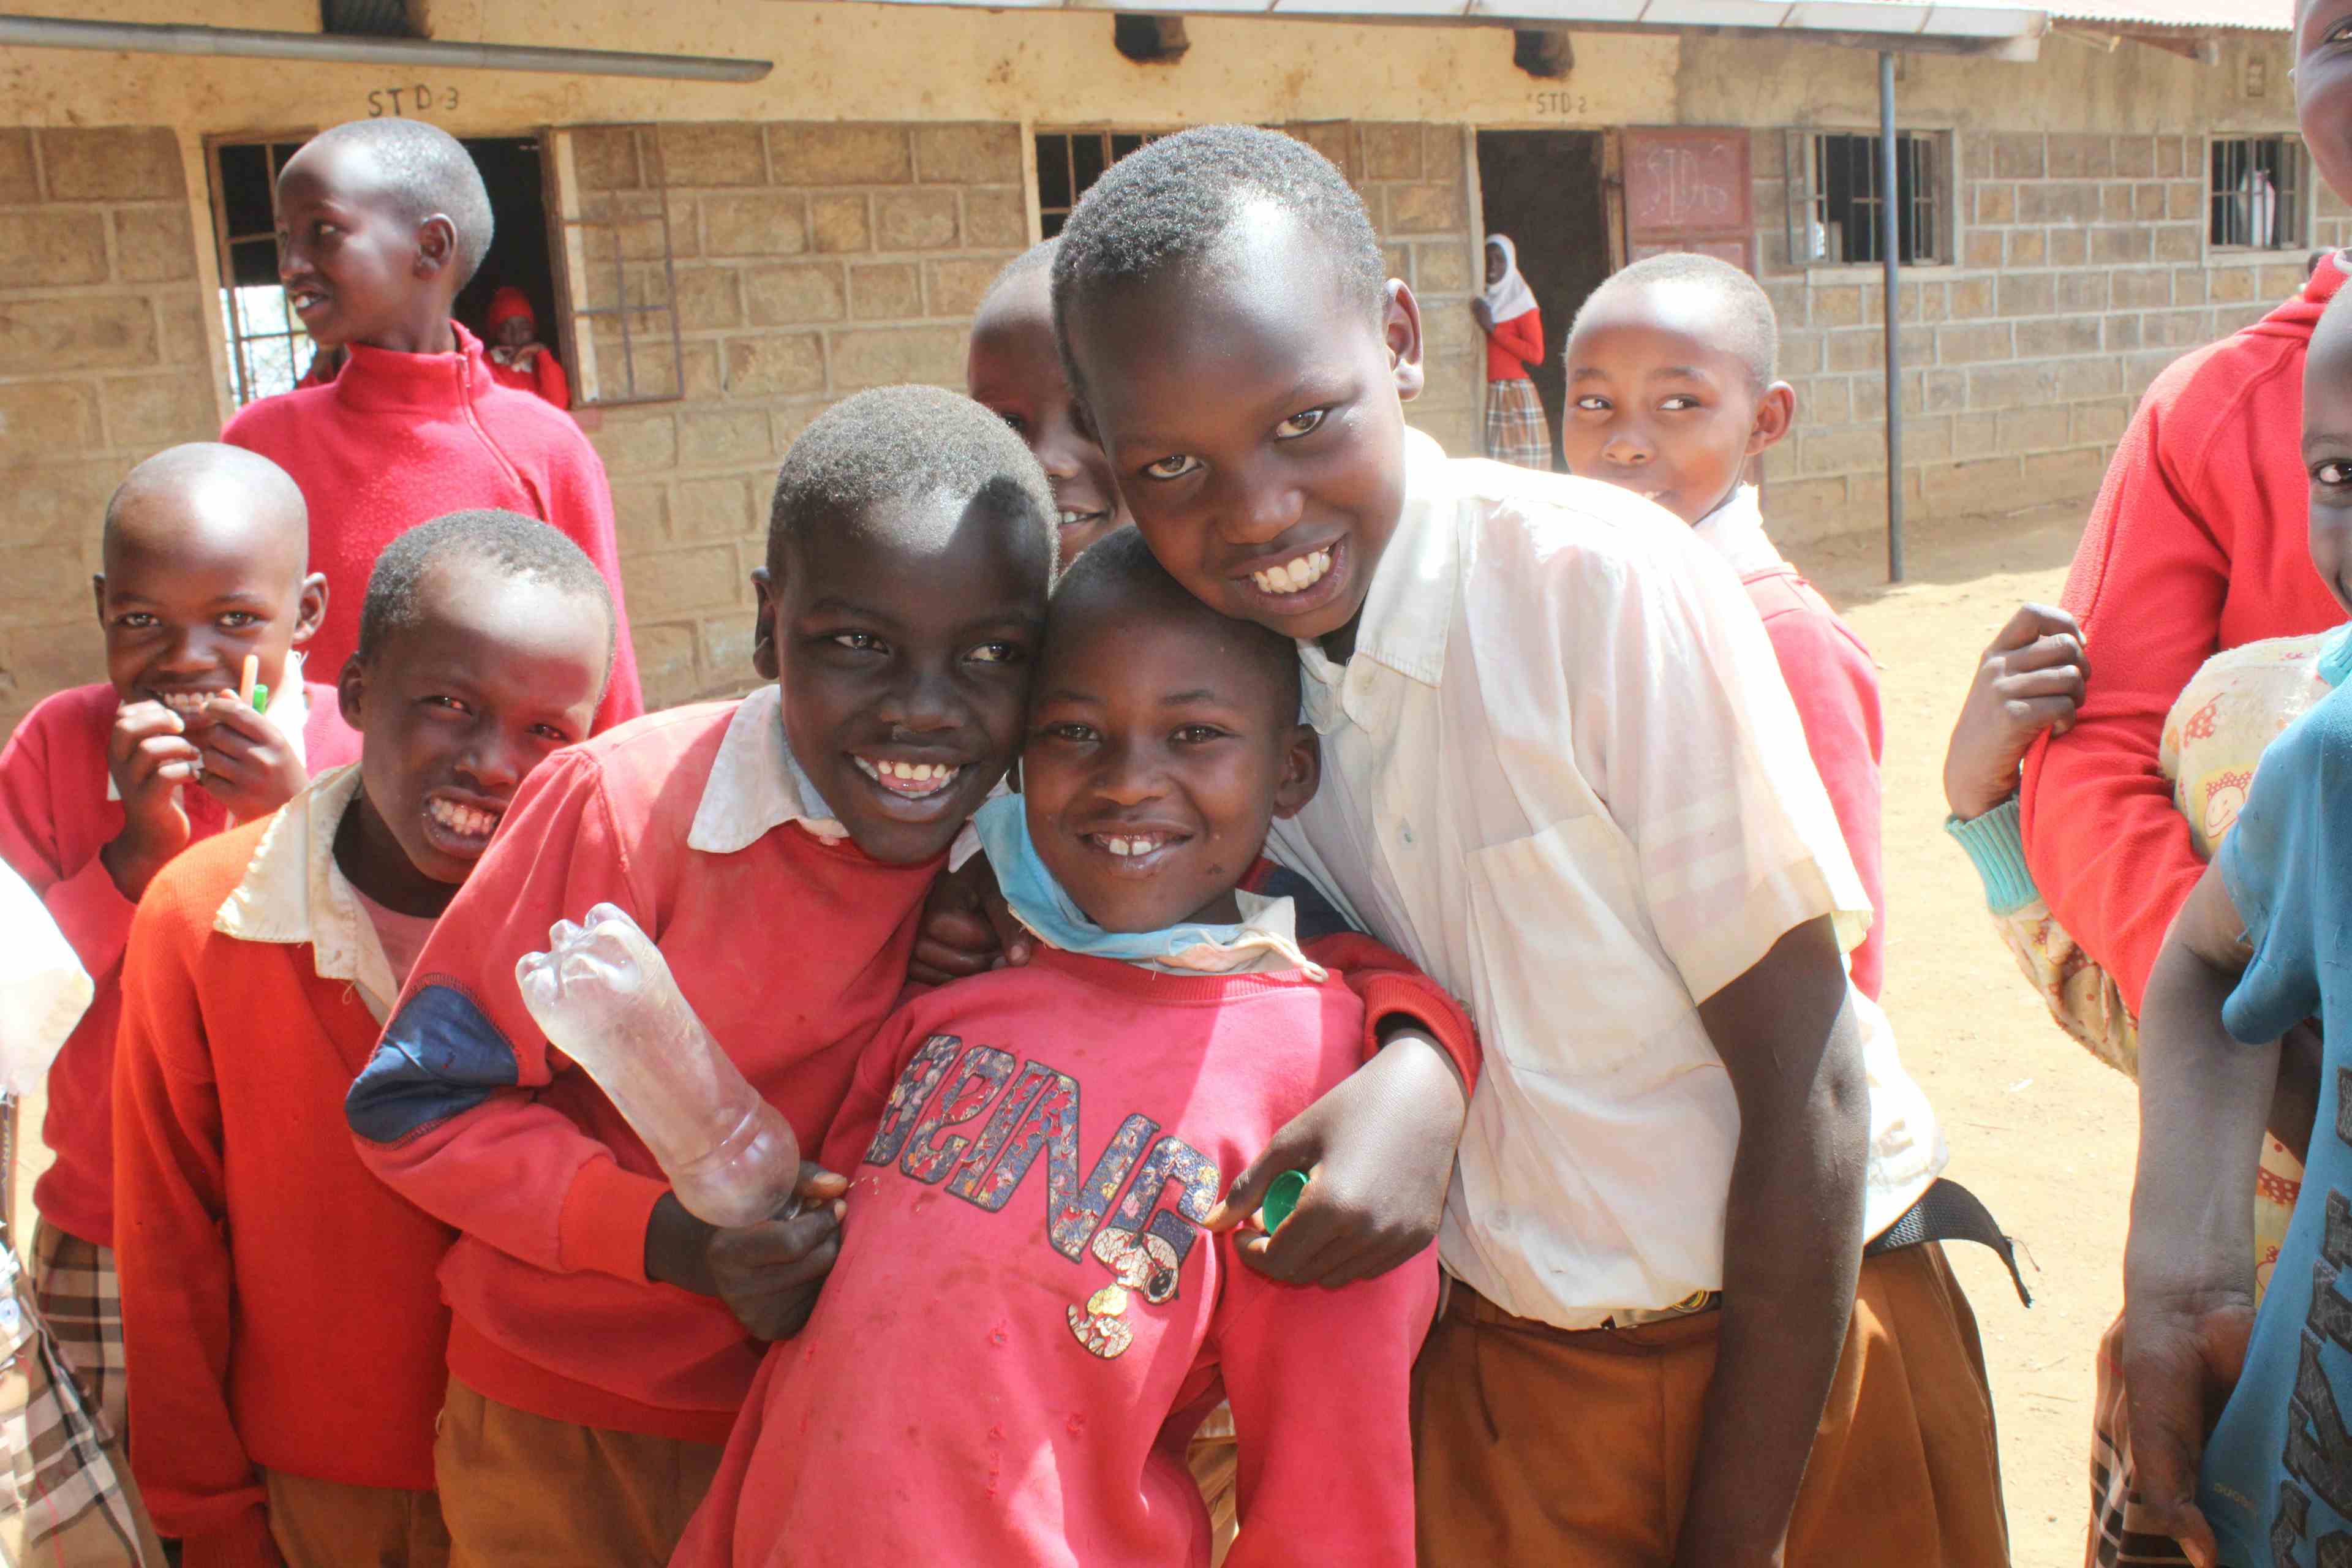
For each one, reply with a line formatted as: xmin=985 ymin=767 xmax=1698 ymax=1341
xmin=829 ymin=0 xmax=2050 ymax=58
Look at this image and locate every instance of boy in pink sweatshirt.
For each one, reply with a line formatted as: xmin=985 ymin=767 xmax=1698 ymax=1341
xmin=675 ymin=528 xmax=1438 ymax=1568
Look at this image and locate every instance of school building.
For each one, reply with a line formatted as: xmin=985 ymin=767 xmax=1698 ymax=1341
xmin=0 ymin=0 xmax=2303 ymax=723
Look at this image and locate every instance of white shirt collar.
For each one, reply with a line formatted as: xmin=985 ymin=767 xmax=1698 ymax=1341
xmin=213 ymin=763 xmax=403 ymax=1022
xmin=687 ymin=684 xmax=849 ymax=854
xmin=1690 ymin=486 xmax=1788 ymax=579
xmin=1139 ymin=889 xmax=1324 ymax=978
xmin=108 ymin=654 xmax=312 ymax=803
xmin=1297 ymin=428 xmax=1461 ymax=732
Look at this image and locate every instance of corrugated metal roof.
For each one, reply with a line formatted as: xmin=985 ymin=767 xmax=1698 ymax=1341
xmin=2048 ymin=0 xmax=2290 ymax=28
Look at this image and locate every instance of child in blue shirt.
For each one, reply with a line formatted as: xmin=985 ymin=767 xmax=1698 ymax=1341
xmin=2123 ymin=281 xmax=2352 ymax=1567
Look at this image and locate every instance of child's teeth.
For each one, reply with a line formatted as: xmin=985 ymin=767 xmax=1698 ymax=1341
xmin=1251 ymin=549 xmax=1332 ymax=596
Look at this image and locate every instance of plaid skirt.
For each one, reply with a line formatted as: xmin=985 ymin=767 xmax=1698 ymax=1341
xmin=0 ymin=1245 xmax=162 ymax=1565
xmin=1483 ymin=377 xmax=1552 ymax=470
xmin=28 ymin=1227 xmax=120 ymax=1450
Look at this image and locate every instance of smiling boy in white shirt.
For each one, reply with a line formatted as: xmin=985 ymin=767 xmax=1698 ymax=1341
xmin=1050 ymin=125 xmax=2007 ymax=1568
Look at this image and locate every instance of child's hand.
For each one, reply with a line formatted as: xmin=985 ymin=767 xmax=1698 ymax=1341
xmin=1470 ymin=298 xmax=1494 ymax=333
xmin=2122 ymin=1284 xmax=2255 ymax=1568
xmin=907 ymin=854 xmax=1033 ymax=987
xmin=1204 ymin=1029 xmax=1466 ymax=1287
xmin=1942 ymin=603 xmax=2089 ymax=822
xmin=190 ymin=695 xmax=307 ymax=823
xmin=645 ymin=1163 xmax=851 ymax=1340
xmin=100 ymin=699 xmax=204 ymax=899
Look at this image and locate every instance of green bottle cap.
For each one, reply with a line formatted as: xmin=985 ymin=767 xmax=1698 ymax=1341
xmin=1261 ymin=1169 xmax=1310 ymax=1234
xmin=251 ymin=684 xmax=270 ymax=715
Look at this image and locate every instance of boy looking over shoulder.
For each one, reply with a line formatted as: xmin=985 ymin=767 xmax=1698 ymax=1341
xmin=0 ymin=443 xmax=357 ymax=1441
xmin=223 ymin=118 xmax=642 ymax=731
xmin=1050 ymin=126 xmax=2002 ymax=1566
xmin=1559 ymin=251 xmax=1887 ymax=1000
xmin=114 ymin=513 xmax=614 ymax=1568
xmin=345 ymin=386 xmax=1057 ymax=1567
xmin=674 ymin=531 xmax=1438 ymax=1568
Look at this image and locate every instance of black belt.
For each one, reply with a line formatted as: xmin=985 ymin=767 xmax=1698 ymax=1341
xmin=1866 ymin=1177 xmax=2032 ymax=1307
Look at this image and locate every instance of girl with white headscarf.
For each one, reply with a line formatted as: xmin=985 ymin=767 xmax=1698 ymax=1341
xmin=1474 ymin=234 xmax=1551 ymax=470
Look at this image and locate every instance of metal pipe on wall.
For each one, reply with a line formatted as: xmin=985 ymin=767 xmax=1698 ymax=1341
xmin=1882 ymin=53 xmax=1900 ymax=587
xmin=0 ymin=13 xmax=772 ymax=81
xmin=1879 ymin=48 xmax=1905 ymax=583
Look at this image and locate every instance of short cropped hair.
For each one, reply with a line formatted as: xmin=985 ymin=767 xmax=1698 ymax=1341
xmin=766 ymin=384 xmax=1059 ymax=578
xmin=356 ymin=511 xmax=615 ymax=680
xmin=1050 ymin=126 xmax=1387 ymax=342
xmin=1050 ymin=527 xmax=1300 ymax=718
xmin=304 ymin=119 xmax=496 ymax=287
xmin=1569 ymin=251 xmax=1781 ymax=389
xmin=982 ymin=236 xmax=1059 ymax=307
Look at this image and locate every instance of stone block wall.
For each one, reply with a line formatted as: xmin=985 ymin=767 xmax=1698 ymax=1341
xmin=1746 ymin=129 xmax=2316 ymax=545
xmin=0 ymin=127 xmax=214 ymax=736
xmin=577 ymin=118 xmax=1482 ymax=712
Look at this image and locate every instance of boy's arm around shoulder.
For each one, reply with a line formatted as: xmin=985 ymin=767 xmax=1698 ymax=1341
xmin=1208 ymin=863 xmax=1473 ymax=1289
xmin=111 ymin=859 xmax=279 ymax=1564
xmin=1213 ymin=1219 xmax=1438 ymax=1568
xmin=2124 ymin=708 xmax=2339 ymax=1564
xmin=346 ymin=746 xmax=671 ymax=1285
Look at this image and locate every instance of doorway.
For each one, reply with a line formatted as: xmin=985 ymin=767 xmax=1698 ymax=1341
xmin=1474 ymin=130 xmax=1613 ymax=472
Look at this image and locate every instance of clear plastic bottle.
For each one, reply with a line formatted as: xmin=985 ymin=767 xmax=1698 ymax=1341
xmin=516 ymin=902 xmax=801 ymax=1228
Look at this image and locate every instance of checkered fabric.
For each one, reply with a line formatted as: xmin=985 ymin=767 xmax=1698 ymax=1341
xmin=28 ymin=1227 xmax=121 ymax=1449
xmin=1482 ymin=377 xmax=1552 ymax=471
xmin=2086 ymin=1310 xmax=2195 ymax=1568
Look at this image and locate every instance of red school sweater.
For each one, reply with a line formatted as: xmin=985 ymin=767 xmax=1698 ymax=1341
xmin=113 ymin=812 xmax=451 ymax=1568
xmin=1485 ymin=304 xmax=1544 ymax=383
xmin=1744 ymin=567 xmax=1886 ymax=1000
xmin=346 ymin=700 xmax=945 ymax=1442
xmin=2020 ymin=260 xmax=2347 ymax=1018
xmin=673 ymin=948 xmax=1436 ymax=1568
xmin=0 ymin=681 xmax=358 ymax=1248
xmin=222 ymin=322 xmax=642 ymax=732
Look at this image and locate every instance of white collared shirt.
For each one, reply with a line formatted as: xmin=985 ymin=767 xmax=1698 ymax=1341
xmin=1691 ymin=484 xmax=1789 ymax=579
xmin=213 ymin=763 xmax=405 ymax=1021
xmin=687 ymin=684 xmax=850 ymax=853
xmin=1268 ymin=435 xmax=1945 ymax=1327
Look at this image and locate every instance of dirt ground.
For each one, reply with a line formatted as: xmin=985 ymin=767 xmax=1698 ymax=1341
xmin=1803 ymin=502 xmax=2122 ymax=1568
xmin=2 ymin=499 xmax=2119 ymax=1564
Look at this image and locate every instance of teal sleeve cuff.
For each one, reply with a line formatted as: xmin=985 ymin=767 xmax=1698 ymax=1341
xmin=1944 ymin=798 xmax=2038 ymax=916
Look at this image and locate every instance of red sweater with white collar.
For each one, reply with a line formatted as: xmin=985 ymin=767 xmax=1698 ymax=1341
xmin=673 ymin=948 xmax=1435 ymax=1568
xmin=114 ymin=810 xmax=451 ymax=1568
xmin=2021 ymin=262 xmax=2348 ymax=1017
xmin=1484 ymin=306 xmax=1544 ymax=383
xmin=0 ymin=681 xmax=358 ymax=1248
xmin=222 ymin=322 xmax=641 ymax=732
xmin=348 ymin=699 xmax=1479 ymax=1443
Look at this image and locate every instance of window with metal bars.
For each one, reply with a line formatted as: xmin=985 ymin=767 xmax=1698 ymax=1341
xmin=2209 ymin=136 xmax=2306 ymax=251
xmin=1784 ymin=130 xmax=1945 ymax=267
xmin=205 ymin=136 xmax=325 ymax=407
xmin=1035 ymin=131 xmax=1156 ymax=238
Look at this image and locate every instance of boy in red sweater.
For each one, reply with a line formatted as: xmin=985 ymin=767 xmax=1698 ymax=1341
xmin=675 ymin=529 xmax=1439 ymax=1568
xmin=113 ymin=512 xmax=614 ymax=1568
xmin=0 ymin=442 xmax=359 ymax=1441
xmin=2018 ymin=0 xmax=2352 ymax=1022
xmin=1558 ymin=251 xmax=1888 ymax=1000
xmin=342 ymin=387 xmax=1059 ymax=1566
xmin=223 ymin=118 xmax=641 ymax=731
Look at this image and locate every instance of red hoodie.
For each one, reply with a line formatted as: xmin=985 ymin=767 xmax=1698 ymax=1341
xmin=0 ymin=681 xmax=358 ymax=1247
xmin=222 ymin=322 xmax=641 ymax=732
xmin=673 ymin=947 xmax=1434 ymax=1568
xmin=2020 ymin=262 xmax=2347 ymax=1018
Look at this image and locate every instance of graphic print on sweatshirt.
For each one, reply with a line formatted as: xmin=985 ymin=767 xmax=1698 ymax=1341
xmin=861 ymin=1033 xmax=1222 ymax=1360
